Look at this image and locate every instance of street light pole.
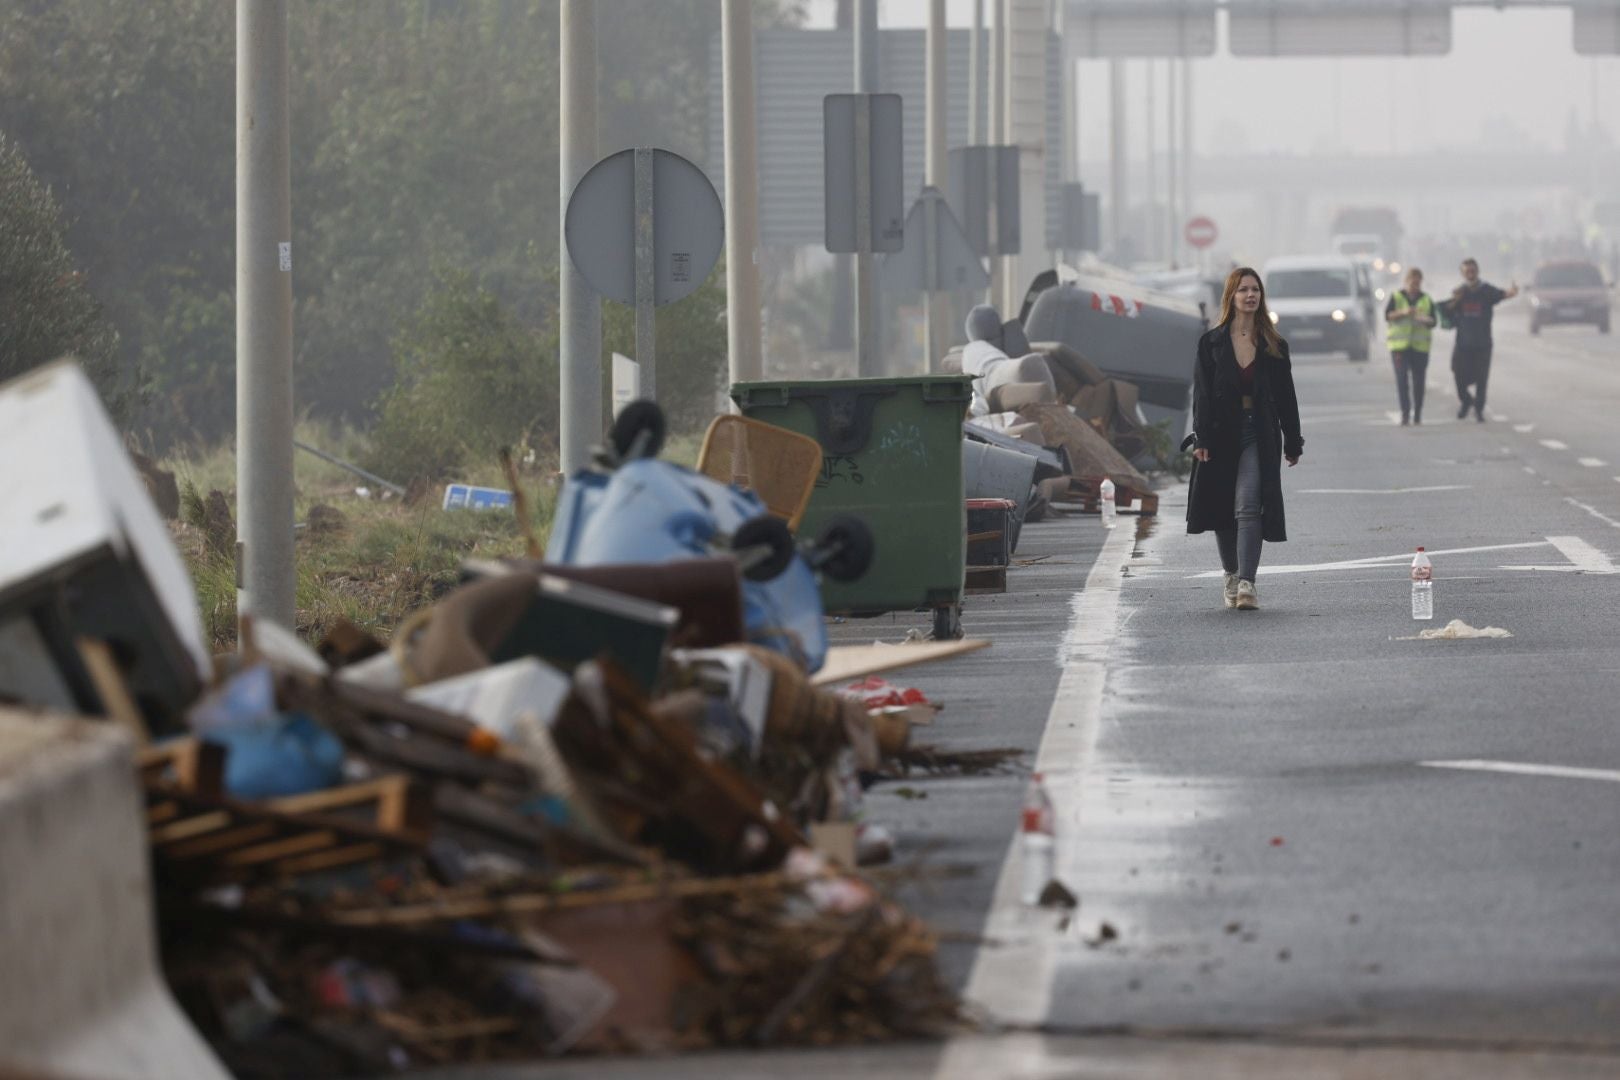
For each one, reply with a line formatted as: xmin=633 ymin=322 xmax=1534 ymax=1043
xmin=723 ymin=0 xmax=763 ymax=387
xmin=559 ymin=0 xmax=601 ymax=473
xmin=924 ymin=0 xmax=947 ymax=372
xmin=236 ymin=0 xmax=295 ymax=633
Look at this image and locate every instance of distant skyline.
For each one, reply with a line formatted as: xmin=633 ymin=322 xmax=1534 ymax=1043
xmin=802 ymin=1 xmax=1615 ymax=161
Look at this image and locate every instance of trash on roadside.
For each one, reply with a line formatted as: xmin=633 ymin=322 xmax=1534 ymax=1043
xmin=1398 ymin=619 xmax=1513 ymax=640
xmin=442 ymin=483 xmax=515 ymax=511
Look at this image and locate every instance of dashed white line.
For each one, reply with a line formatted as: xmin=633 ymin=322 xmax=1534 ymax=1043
xmin=1566 ymin=497 xmax=1620 ymax=531
xmin=1422 ymin=760 xmax=1620 ymax=785
xmin=1540 ymin=439 xmax=1569 ymax=451
xmin=1513 ymin=423 xmax=1535 ymax=434
xmin=1578 ymin=457 xmax=1607 ymax=468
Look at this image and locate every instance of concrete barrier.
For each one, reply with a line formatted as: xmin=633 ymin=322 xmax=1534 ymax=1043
xmin=0 ymin=708 xmax=229 ymax=1080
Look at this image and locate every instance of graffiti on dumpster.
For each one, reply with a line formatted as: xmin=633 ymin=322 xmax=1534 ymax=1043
xmin=877 ymin=422 xmax=929 ymax=468
xmin=818 ymin=455 xmax=864 ymax=487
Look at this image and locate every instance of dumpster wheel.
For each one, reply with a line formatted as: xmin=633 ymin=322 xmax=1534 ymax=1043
xmin=931 ymin=603 xmax=963 ymax=641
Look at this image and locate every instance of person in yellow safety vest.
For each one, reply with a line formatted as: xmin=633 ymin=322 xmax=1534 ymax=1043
xmin=1385 ymin=267 xmax=1437 ymax=426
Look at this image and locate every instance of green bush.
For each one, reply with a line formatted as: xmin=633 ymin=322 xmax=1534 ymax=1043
xmin=0 ymin=130 xmax=129 ymax=412
xmin=367 ymin=267 xmax=557 ymax=485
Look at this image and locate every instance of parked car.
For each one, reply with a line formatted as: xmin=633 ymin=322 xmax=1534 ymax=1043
xmin=1262 ymin=255 xmax=1371 ymax=361
xmin=1529 ymin=260 xmax=1611 ymax=334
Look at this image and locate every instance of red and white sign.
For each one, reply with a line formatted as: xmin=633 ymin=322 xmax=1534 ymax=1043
xmin=1184 ymin=216 xmax=1218 ymax=250
xmin=1091 ymin=292 xmax=1144 ymax=318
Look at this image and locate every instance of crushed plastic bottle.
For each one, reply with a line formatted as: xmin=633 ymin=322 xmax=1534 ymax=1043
xmin=1019 ymin=772 xmax=1056 ymax=906
xmin=1411 ymin=547 xmax=1433 ymax=621
xmin=1099 ymin=478 xmax=1117 ymax=529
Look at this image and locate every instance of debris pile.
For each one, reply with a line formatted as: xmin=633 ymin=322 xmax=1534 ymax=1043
xmin=0 ymin=362 xmax=1010 ymax=1076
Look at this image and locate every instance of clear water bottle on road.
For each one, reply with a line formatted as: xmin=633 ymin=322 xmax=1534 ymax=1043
xmin=1019 ymin=772 xmax=1056 ymax=906
xmin=1099 ymin=478 xmax=1117 ymax=529
xmin=1411 ymin=546 xmax=1433 ymax=621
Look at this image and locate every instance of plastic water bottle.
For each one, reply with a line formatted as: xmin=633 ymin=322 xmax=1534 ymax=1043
xmin=1019 ymin=772 xmax=1056 ymax=906
xmin=1099 ymin=478 xmax=1117 ymax=529
xmin=1410 ymin=547 xmax=1433 ymax=621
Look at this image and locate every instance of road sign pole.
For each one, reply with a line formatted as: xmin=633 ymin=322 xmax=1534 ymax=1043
xmin=924 ymin=0 xmax=947 ymax=372
xmin=236 ymin=0 xmax=296 ymax=634
xmin=559 ymin=0 xmax=601 ymax=474
xmin=855 ymin=0 xmax=879 ymax=376
xmin=722 ymin=0 xmax=762 ymax=388
xmin=633 ymin=148 xmax=656 ymax=403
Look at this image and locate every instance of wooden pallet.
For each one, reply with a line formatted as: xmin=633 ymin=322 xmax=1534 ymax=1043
xmin=139 ymin=739 xmax=430 ymax=884
xmin=964 ymin=565 xmax=1008 ymax=595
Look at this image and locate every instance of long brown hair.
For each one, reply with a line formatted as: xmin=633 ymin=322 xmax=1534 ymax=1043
xmin=1217 ymin=266 xmax=1285 ymax=356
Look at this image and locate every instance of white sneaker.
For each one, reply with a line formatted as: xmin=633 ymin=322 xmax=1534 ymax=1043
xmin=1223 ymin=574 xmax=1240 ymax=609
xmin=1235 ymin=579 xmax=1259 ymax=611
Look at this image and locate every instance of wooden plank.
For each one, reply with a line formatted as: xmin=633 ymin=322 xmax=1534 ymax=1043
xmin=75 ymin=637 xmax=151 ymax=746
xmin=222 ymin=830 xmax=339 ymax=868
xmin=810 ymin=638 xmax=991 ymax=688
xmin=150 ymin=810 xmax=233 ymax=845
xmin=274 ymin=842 xmax=385 ymax=877
xmin=267 ymin=775 xmax=429 ymax=836
xmin=137 ymin=738 xmax=225 ymax=796
xmin=162 ymin=822 xmax=279 ymax=860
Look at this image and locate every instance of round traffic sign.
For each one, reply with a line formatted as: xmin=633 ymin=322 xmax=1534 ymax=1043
xmin=564 ymin=147 xmax=724 ymax=306
xmin=1184 ymin=215 xmax=1218 ymax=250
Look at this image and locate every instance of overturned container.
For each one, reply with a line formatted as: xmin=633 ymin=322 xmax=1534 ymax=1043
xmin=1020 ymin=271 xmax=1205 ymax=450
xmin=731 ymin=375 xmax=973 ymax=640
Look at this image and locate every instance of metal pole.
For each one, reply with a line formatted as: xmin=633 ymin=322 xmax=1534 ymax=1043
xmin=998 ymin=0 xmax=1016 ymax=314
xmin=722 ymin=0 xmax=763 ymax=386
xmin=989 ymin=0 xmax=1006 ymax=308
xmin=236 ymin=0 xmax=295 ymax=633
xmin=924 ymin=0 xmax=946 ymax=373
xmin=1166 ymin=59 xmax=1178 ymax=267
xmin=969 ymin=0 xmax=984 ymax=146
xmin=1109 ymin=58 xmax=1126 ymax=257
xmin=559 ymin=0 xmax=600 ymax=475
xmin=1181 ymin=57 xmax=1194 ymax=273
xmin=1145 ymin=60 xmax=1157 ymax=263
xmin=633 ymin=148 xmax=657 ymax=402
xmin=855 ymin=0 xmax=879 ymax=377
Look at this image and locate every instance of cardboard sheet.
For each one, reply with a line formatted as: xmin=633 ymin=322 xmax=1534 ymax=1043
xmin=811 ymin=638 xmax=990 ymax=687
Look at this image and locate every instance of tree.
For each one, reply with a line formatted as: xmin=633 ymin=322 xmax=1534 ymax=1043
xmin=0 ymin=131 xmax=127 ymax=414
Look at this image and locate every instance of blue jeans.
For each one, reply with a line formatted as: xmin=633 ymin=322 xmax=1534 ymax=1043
xmin=1215 ymin=410 xmax=1263 ymax=583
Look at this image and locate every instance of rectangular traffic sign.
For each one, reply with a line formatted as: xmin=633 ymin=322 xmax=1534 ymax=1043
xmin=824 ymin=93 xmax=905 ymax=254
xmin=948 ymin=145 xmax=1020 ymax=256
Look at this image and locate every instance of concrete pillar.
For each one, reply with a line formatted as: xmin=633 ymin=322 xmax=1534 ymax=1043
xmin=969 ymin=0 xmax=985 ymax=145
xmin=1109 ymin=59 xmax=1127 ymax=257
xmin=924 ymin=0 xmax=948 ymax=371
xmin=854 ymin=0 xmax=880 ymax=376
xmin=236 ymin=0 xmax=295 ymax=633
xmin=722 ymin=0 xmax=762 ymax=386
xmin=559 ymin=0 xmax=601 ymax=474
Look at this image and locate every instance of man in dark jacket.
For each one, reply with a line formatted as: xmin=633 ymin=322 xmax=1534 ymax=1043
xmin=1440 ymin=258 xmax=1518 ymax=422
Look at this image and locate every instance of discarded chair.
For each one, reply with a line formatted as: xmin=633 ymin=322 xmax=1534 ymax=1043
xmin=697 ymin=414 xmax=822 ymax=533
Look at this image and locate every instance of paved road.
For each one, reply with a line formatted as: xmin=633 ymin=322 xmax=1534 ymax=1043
xmin=425 ymin=310 xmax=1620 ymax=1078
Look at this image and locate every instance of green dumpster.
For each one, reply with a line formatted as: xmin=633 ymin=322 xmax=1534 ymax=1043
xmin=730 ymin=374 xmax=973 ymax=639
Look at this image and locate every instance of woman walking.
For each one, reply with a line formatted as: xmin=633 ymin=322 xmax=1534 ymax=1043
xmin=1186 ymin=267 xmax=1305 ymax=611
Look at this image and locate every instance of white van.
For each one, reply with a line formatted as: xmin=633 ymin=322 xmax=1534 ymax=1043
xmin=1262 ymin=255 xmax=1372 ymax=361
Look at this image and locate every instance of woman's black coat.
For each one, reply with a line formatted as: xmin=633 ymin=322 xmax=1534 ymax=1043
xmin=1185 ymin=326 xmax=1304 ymax=541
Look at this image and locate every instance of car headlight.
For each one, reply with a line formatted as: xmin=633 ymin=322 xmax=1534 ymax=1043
xmin=1375 ymin=288 xmax=1387 ymax=301
xmin=1331 ymin=309 xmax=1346 ymax=322
xmin=1373 ymin=258 xmax=1386 ymax=271
xmin=1389 ymin=262 xmax=1402 ymax=275
xmin=1269 ymin=311 xmax=1280 ymax=324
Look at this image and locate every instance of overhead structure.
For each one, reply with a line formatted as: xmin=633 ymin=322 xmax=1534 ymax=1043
xmin=1228 ymin=0 xmax=1451 ymax=56
xmin=1574 ymin=2 xmax=1620 ymax=55
xmin=1062 ymin=0 xmax=1217 ymax=57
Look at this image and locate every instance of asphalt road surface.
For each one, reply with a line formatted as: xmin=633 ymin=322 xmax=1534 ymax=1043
xmin=426 ymin=305 xmax=1620 ymax=1079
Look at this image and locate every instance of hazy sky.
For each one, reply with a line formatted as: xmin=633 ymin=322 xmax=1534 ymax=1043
xmin=804 ymin=1 xmax=1616 ymax=160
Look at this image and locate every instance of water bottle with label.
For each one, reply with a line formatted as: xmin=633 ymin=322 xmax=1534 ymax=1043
xmin=1099 ymin=478 xmax=1117 ymax=529
xmin=1410 ymin=547 xmax=1433 ymax=621
xmin=1019 ymin=772 xmax=1056 ymax=906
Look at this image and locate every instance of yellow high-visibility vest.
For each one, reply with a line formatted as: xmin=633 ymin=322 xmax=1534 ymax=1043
xmin=1387 ymin=291 xmax=1434 ymax=352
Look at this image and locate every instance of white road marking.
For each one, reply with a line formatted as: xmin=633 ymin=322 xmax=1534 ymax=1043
xmin=1579 ymin=457 xmax=1607 ymax=468
xmin=1540 ymin=439 xmax=1569 ymax=450
xmin=1299 ymin=485 xmax=1471 ymax=495
xmin=1513 ymin=423 xmax=1535 ymax=433
xmin=1523 ymin=466 xmax=1537 ymax=475
xmin=1191 ymin=540 xmax=1550 ymax=578
xmin=1566 ymin=497 xmax=1620 ymax=531
xmin=1422 ymin=760 xmax=1620 ymax=785
xmin=959 ymin=523 xmax=1136 ymax=1027
xmin=1502 ymin=536 xmax=1620 ymax=574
